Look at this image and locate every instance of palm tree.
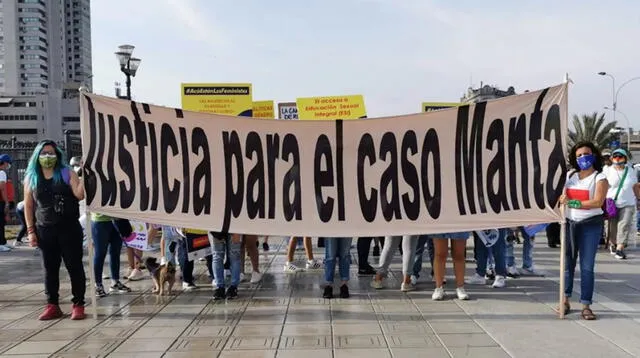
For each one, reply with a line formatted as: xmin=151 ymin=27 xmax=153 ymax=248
xmin=568 ymin=112 xmax=618 ymax=150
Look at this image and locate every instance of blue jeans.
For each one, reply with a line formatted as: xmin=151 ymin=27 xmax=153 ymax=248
xmin=210 ymin=235 xmax=241 ymax=288
xmin=412 ymin=235 xmax=434 ymax=277
xmin=92 ymin=220 xmax=123 ymax=285
xmin=324 ymin=237 xmax=352 ymax=283
xmin=506 ymin=228 xmax=534 ymax=269
xmin=565 ymin=217 xmax=603 ymax=305
xmin=473 ymin=229 xmax=507 ymax=277
xmin=161 ymin=226 xmax=179 ymax=265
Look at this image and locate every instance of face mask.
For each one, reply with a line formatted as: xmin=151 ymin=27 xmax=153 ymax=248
xmin=576 ymin=154 xmax=595 ymax=170
xmin=39 ymin=154 xmax=57 ymax=169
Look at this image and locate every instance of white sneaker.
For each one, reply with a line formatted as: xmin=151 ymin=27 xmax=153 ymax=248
xmin=401 ymin=282 xmax=416 ymax=292
xmin=305 ymin=259 xmax=323 ymax=270
xmin=370 ymin=279 xmax=384 ymax=289
xmin=127 ymin=268 xmax=144 ymax=281
xmin=456 ymin=287 xmax=470 ymax=300
xmin=250 ymin=272 xmax=263 ymax=284
xmin=432 ymin=287 xmax=445 ymax=301
xmin=13 ymin=241 xmax=25 ymax=247
xmin=465 ymin=273 xmax=486 ymax=285
xmin=492 ymin=275 xmax=506 ymax=288
xmin=182 ymin=282 xmax=196 ymax=291
xmin=410 ymin=275 xmax=418 ymax=285
xmin=506 ymin=266 xmax=520 ymax=277
xmin=0 ymin=245 xmax=12 ymax=252
xmin=519 ymin=266 xmax=545 ymax=277
xmin=283 ymin=262 xmax=303 ymax=273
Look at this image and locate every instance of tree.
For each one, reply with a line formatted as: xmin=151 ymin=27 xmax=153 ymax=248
xmin=568 ymin=112 xmax=618 ymax=151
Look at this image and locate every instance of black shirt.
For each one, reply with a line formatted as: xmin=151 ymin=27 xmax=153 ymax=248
xmin=34 ymin=176 xmax=79 ymax=226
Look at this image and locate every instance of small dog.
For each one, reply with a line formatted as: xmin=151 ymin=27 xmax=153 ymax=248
xmin=145 ymin=257 xmax=176 ymax=296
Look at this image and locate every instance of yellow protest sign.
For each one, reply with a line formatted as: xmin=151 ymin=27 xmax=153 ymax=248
xmin=252 ymin=100 xmax=275 ymax=119
xmin=181 ymin=83 xmax=253 ymax=117
xmin=421 ymin=102 xmax=463 ymax=112
xmin=296 ymin=95 xmax=366 ymax=120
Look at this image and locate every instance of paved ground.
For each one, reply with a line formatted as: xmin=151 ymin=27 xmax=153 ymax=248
xmin=0 ymin=232 xmax=639 ymax=358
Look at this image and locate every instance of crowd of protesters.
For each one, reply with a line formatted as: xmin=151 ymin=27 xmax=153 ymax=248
xmin=0 ymin=140 xmax=637 ymax=322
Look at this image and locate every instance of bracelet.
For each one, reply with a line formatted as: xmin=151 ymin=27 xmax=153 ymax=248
xmin=567 ymin=199 xmax=582 ymax=209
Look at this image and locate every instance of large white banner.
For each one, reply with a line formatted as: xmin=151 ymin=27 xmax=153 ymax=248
xmin=79 ymin=84 xmax=568 ymax=236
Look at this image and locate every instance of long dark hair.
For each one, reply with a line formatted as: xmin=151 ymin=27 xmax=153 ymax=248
xmin=568 ymin=141 xmax=603 ymax=172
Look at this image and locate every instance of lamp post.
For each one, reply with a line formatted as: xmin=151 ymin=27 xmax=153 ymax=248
xmin=598 ymin=72 xmax=640 ymax=123
xmin=604 ymin=106 xmax=631 ymax=151
xmin=114 ymin=45 xmax=142 ymax=100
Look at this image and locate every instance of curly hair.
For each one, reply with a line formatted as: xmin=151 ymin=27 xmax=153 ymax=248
xmin=568 ymin=141 xmax=603 ymax=172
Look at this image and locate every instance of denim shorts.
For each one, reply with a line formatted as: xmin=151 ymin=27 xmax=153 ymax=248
xmin=427 ymin=232 xmax=470 ymax=240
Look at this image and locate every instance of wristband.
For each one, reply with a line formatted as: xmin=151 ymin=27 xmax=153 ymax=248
xmin=567 ymin=199 xmax=582 ymax=209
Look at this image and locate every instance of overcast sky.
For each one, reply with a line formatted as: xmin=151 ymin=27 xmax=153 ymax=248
xmin=91 ymin=0 xmax=640 ymax=128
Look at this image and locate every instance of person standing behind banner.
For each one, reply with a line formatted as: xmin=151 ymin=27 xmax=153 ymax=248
xmin=428 ymin=231 xmax=471 ymax=301
xmin=211 ymin=232 xmax=242 ymax=300
xmin=559 ymin=141 xmax=608 ymax=320
xmin=322 ymin=236 xmax=352 ymax=299
xmin=91 ymin=213 xmax=132 ymax=297
xmin=603 ymin=148 xmax=639 ymax=260
xmin=23 ymin=140 xmax=86 ymax=320
xmin=178 ymin=228 xmax=213 ymax=291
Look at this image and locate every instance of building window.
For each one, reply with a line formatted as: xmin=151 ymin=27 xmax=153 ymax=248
xmin=63 ymin=116 xmax=80 ymax=122
xmin=0 ymin=128 xmax=38 ymax=134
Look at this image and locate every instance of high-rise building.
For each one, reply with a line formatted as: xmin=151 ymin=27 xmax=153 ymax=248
xmin=0 ymin=0 xmax=91 ymax=142
xmin=461 ymin=82 xmax=516 ymax=104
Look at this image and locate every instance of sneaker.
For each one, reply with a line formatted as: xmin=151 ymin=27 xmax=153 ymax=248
xmin=305 ymin=259 xmax=323 ymax=271
xmin=615 ymin=250 xmax=627 ymax=260
xmin=70 ymin=304 xmax=85 ymax=320
xmin=357 ymin=266 xmax=376 ymax=276
xmin=465 ymin=273 xmax=487 ymax=285
xmin=432 ymin=287 xmax=445 ymax=301
xmin=182 ymin=282 xmax=197 ymax=291
xmin=263 ymin=242 xmax=270 ymax=252
xmin=38 ymin=304 xmax=63 ymax=321
xmin=110 ymin=281 xmax=132 ymax=293
xmin=370 ymin=279 xmax=384 ymax=289
xmin=610 ymin=245 xmax=616 ymax=255
xmin=250 ymin=272 xmax=263 ymax=284
xmin=0 ymin=244 xmax=12 ymax=252
xmin=323 ymin=285 xmax=333 ymax=299
xmin=456 ymin=287 xmax=470 ymax=300
xmin=226 ymin=286 xmax=238 ymax=300
xmin=13 ymin=240 xmax=25 ymax=247
xmin=239 ymin=273 xmax=247 ymax=283
xmin=95 ymin=284 xmax=108 ymax=297
xmin=339 ymin=284 xmax=350 ymax=298
xmin=401 ymin=282 xmax=416 ymax=292
xmin=284 ymin=262 xmax=303 ymax=273
xmin=372 ymin=245 xmax=380 ymax=257
xmin=410 ymin=275 xmax=418 ymax=285
xmin=506 ymin=266 xmax=520 ymax=278
xmin=126 ymin=268 xmax=144 ymax=281
xmin=485 ymin=269 xmax=496 ymax=281
xmin=519 ymin=266 xmax=546 ymax=277
xmin=213 ymin=287 xmax=226 ymax=301
xmin=492 ymin=275 xmax=506 ymax=288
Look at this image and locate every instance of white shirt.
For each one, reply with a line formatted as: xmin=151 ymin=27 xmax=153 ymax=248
xmin=0 ymin=170 xmax=6 ymax=183
xmin=604 ymin=164 xmax=638 ymax=208
xmin=565 ymin=171 xmax=607 ymax=222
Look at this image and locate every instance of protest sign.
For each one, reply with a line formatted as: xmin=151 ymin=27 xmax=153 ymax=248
xmin=296 ymin=95 xmax=366 ymax=120
xmin=278 ymin=102 xmax=298 ymax=120
xmin=181 ymin=83 xmax=253 ymax=116
xmin=253 ymin=100 xmax=275 ymax=119
xmin=80 ymin=84 xmax=567 ymax=237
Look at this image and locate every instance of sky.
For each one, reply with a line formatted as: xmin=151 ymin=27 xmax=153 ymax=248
xmin=91 ymin=0 xmax=640 ymax=128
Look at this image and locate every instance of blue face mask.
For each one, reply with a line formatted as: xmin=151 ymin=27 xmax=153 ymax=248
xmin=576 ymin=154 xmax=595 ymax=170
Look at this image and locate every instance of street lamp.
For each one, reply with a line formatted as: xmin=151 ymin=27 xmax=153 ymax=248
xmin=598 ymin=72 xmax=640 ymax=123
xmin=115 ymin=44 xmax=142 ymax=100
xmin=604 ymin=106 xmax=631 ymax=151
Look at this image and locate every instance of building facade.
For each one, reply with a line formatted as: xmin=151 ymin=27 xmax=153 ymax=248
xmin=0 ymin=0 xmax=91 ymax=141
xmin=461 ymin=82 xmax=517 ymax=103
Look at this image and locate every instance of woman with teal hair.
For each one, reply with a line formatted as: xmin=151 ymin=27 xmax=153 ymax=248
xmin=23 ymin=140 xmax=86 ymax=321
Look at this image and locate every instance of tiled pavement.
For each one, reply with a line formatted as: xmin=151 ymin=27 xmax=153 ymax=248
xmin=0 ymin=234 xmax=639 ymax=357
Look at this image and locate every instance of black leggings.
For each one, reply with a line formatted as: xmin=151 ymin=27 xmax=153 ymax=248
xmin=37 ymin=222 xmax=86 ymax=306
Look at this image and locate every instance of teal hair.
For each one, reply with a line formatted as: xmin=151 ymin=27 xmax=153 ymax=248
xmin=25 ymin=140 xmax=69 ymax=190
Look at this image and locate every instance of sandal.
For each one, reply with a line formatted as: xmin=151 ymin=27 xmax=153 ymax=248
xmin=581 ymin=307 xmax=597 ymax=320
